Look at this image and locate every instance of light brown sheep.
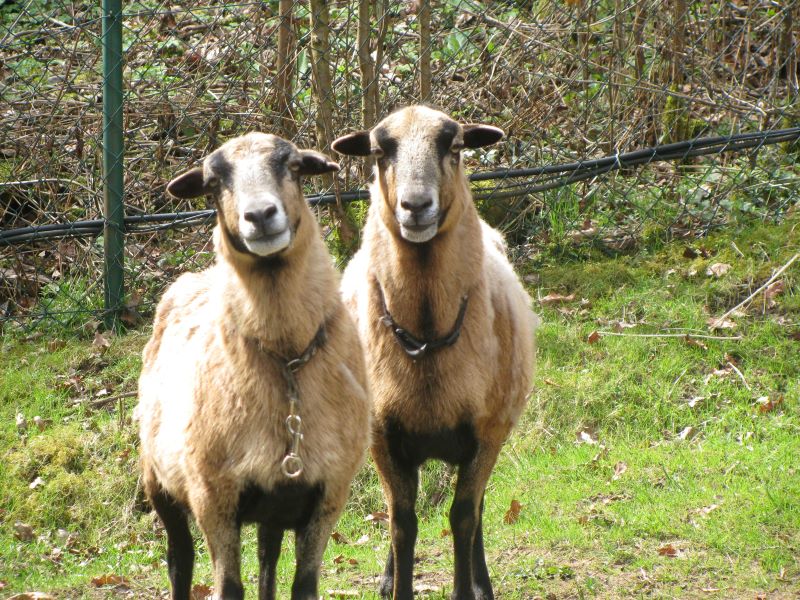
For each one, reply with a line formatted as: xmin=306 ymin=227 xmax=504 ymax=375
xmin=136 ymin=133 xmax=371 ymax=600
xmin=333 ymin=106 xmax=537 ymax=600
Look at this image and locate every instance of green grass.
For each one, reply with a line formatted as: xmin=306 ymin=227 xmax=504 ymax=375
xmin=1 ymin=215 xmax=798 ymax=599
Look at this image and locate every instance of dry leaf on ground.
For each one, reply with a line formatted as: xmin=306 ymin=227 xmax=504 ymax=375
xmin=13 ymin=522 xmax=34 ymax=542
xmin=504 ymin=499 xmax=522 ymax=524
xmin=706 ymin=262 xmax=732 ymax=277
xmin=757 ymin=396 xmax=783 ymax=413
xmin=707 ymin=316 xmax=737 ymax=330
xmin=365 ymin=511 xmax=389 ymax=524
xmin=191 ymin=584 xmax=213 ymax=599
xmin=7 ymin=594 xmax=56 ymax=600
xmin=90 ymin=574 xmax=130 ymax=588
xmin=587 ymin=331 xmax=601 ymax=344
xmin=539 ymin=292 xmax=576 ymax=306
xmin=330 ymin=531 xmax=349 ymax=544
xmin=611 ymin=461 xmax=628 ymax=481
xmin=657 ymin=544 xmax=679 ymax=557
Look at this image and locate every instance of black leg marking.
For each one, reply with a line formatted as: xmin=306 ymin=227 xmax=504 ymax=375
xmin=220 ymin=576 xmax=244 ymax=600
xmin=391 ymin=506 xmax=419 ymax=600
xmin=150 ymin=489 xmax=194 ymax=600
xmin=257 ymin=524 xmax=283 ymax=600
xmin=379 ymin=547 xmax=394 ymax=598
xmin=450 ymin=497 xmax=478 ymax=600
xmin=471 ymin=499 xmax=493 ymax=600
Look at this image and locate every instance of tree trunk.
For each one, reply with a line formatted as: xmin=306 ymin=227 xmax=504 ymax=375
xmin=419 ymin=0 xmax=432 ymax=101
xmin=275 ymin=0 xmax=296 ymax=138
xmin=309 ymin=0 xmax=356 ymax=246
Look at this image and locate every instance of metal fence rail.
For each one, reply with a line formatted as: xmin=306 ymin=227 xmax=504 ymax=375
xmin=1 ymin=0 xmax=798 ymax=331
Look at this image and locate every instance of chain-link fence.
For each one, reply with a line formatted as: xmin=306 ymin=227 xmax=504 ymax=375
xmin=1 ymin=0 xmax=798 ymax=332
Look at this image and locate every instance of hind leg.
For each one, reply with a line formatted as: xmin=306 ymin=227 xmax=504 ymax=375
xmin=148 ymin=485 xmax=195 ymax=600
xmin=258 ymin=524 xmax=283 ymax=600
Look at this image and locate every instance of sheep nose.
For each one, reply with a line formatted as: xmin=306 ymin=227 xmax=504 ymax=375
xmin=243 ymin=204 xmax=278 ymax=230
xmin=400 ymin=196 xmax=433 ymax=214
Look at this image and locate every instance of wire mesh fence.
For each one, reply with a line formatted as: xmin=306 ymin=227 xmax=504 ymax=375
xmin=1 ymin=0 xmax=798 ymax=332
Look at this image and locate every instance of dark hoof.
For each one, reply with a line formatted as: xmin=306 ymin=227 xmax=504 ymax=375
xmin=378 ymin=574 xmax=393 ymax=598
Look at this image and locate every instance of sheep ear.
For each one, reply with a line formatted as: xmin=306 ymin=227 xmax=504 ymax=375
xmin=462 ymin=124 xmax=504 ymax=148
xmin=291 ymin=150 xmax=340 ymax=176
xmin=331 ymin=131 xmax=372 ymax=156
xmin=166 ymin=167 xmax=209 ymax=199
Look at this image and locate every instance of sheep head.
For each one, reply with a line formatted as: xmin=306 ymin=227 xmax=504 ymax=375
xmin=167 ymin=132 xmax=339 ymax=258
xmin=332 ymin=106 xmax=502 ymax=244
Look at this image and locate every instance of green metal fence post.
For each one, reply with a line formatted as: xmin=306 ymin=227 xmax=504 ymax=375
xmin=102 ymin=0 xmax=125 ymax=331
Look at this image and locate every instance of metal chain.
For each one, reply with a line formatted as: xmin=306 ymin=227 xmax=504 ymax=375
xmin=260 ymin=324 xmax=326 ymax=480
xmin=280 ymin=361 xmax=304 ymax=478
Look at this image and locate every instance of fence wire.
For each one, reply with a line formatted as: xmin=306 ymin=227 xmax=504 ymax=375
xmin=1 ymin=0 xmax=798 ymax=331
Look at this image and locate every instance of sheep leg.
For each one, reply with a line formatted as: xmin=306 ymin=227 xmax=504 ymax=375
xmin=257 ymin=524 xmax=283 ymax=600
xmin=195 ymin=508 xmax=243 ymax=600
xmin=450 ymin=444 xmax=501 ymax=600
xmin=149 ymin=488 xmax=194 ymax=600
xmin=471 ymin=498 xmax=492 ymax=598
xmin=291 ymin=500 xmax=341 ymax=600
xmin=373 ymin=443 xmax=419 ymax=600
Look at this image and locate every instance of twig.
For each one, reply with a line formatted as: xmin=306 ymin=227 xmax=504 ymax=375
xmin=710 ymin=252 xmax=799 ymax=328
xmin=726 ymin=361 xmax=751 ymax=390
xmin=730 ymin=241 xmax=745 ymax=258
xmin=84 ymin=391 xmax=138 ymax=408
xmin=597 ymin=331 xmax=742 ymax=340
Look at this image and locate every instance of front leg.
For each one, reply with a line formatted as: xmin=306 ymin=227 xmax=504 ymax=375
xmin=450 ymin=442 xmax=502 ymax=600
xmin=372 ymin=434 xmax=419 ymax=600
xmin=291 ymin=482 xmax=350 ymax=600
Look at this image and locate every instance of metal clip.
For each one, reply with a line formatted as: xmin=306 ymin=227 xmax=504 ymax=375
xmin=281 ymin=453 xmax=303 ymax=478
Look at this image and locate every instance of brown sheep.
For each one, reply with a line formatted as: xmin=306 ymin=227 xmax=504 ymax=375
xmin=333 ymin=106 xmax=537 ymax=600
xmin=136 ymin=133 xmax=371 ymax=600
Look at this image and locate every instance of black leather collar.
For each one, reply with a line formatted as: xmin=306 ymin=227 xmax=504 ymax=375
xmin=376 ymin=283 xmax=469 ymax=360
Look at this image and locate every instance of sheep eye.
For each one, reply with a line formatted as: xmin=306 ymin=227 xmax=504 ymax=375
xmin=371 ymin=147 xmax=384 ymax=158
xmin=451 ymin=143 xmax=464 ymax=153
xmin=206 ymin=175 xmax=219 ymax=188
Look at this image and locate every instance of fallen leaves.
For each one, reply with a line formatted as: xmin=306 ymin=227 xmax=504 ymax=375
xmin=677 ymin=426 xmax=698 ymax=441
xmin=657 ymin=543 xmax=680 ymax=557
xmin=683 ymin=335 xmax=707 ymax=350
xmin=503 ymin=499 xmax=522 ymax=525
xmin=706 ymin=262 xmax=732 ymax=277
xmin=13 ymin=522 xmax=34 ymax=542
xmin=707 ymin=316 xmax=737 ymax=330
xmin=539 ymin=292 xmax=575 ymax=306
xmin=763 ymin=279 xmax=784 ymax=308
xmin=92 ymin=331 xmax=113 ymax=352
xmin=330 ymin=531 xmax=349 ymax=544
xmin=90 ymin=574 xmax=130 ymax=588
xmin=15 ymin=413 xmax=27 ymax=434
xmin=365 ymin=511 xmax=389 ymax=525
xmin=611 ymin=461 xmax=628 ymax=481
xmin=191 ymin=584 xmax=213 ymax=599
xmin=7 ymin=594 xmax=56 ymax=600
xmin=756 ymin=395 xmax=784 ymax=413
xmin=576 ymin=427 xmax=600 ymax=445
xmin=586 ymin=330 xmax=601 ymax=344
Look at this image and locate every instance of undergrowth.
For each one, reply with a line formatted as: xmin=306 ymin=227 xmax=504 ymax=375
xmin=0 ymin=213 xmax=798 ymax=599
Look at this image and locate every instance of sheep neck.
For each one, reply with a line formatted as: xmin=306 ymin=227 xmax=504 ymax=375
xmin=369 ymin=190 xmax=484 ymax=342
xmin=215 ymin=222 xmax=335 ymax=357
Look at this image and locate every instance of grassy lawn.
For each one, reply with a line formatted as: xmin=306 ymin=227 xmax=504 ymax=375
xmin=1 ymin=214 xmax=798 ymax=599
